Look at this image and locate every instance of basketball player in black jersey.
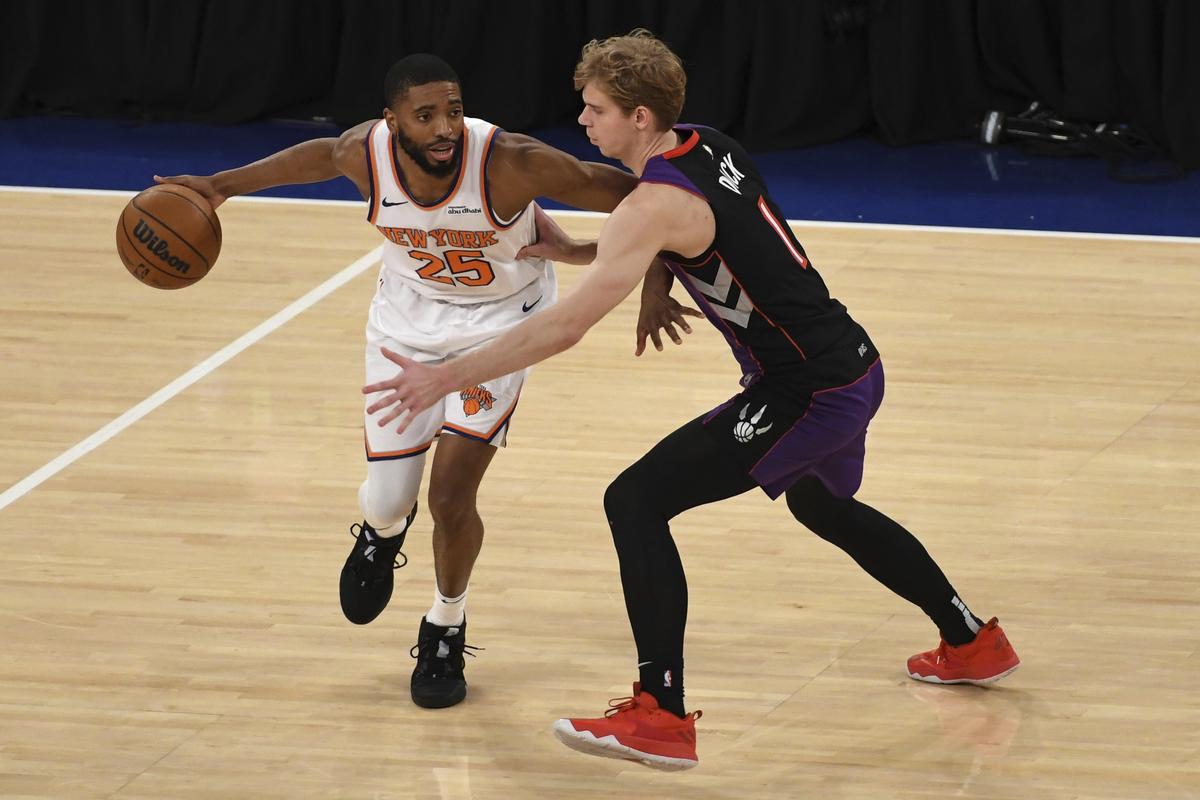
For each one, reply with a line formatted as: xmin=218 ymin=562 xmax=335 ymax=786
xmin=364 ymin=30 xmax=1021 ymax=770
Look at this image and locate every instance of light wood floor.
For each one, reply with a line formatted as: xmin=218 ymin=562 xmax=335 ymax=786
xmin=1 ymin=189 xmax=1198 ymax=799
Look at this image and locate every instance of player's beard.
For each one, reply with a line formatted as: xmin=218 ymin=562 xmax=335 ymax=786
xmin=395 ymin=128 xmax=463 ymax=178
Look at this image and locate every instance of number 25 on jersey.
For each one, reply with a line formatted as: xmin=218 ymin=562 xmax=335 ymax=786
xmin=409 ymin=248 xmax=495 ymax=287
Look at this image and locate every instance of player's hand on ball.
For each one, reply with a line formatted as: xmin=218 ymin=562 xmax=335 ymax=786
xmin=153 ymin=174 xmax=228 ymax=210
xmin=635 ymin=291 xmax=702 ymax=356
xmin=363 ymin=349 xmax=451 ymax=433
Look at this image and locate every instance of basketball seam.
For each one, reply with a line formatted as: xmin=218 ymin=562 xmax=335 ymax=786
xmin=149 ymin=185 xmax=222 ymax=244
xmin=115 ymin=219 xmax=140 ymax=271
xmin=128 ymin=197 xmax=213 ymax=268
xmin=119 ymin=215 xmax=201 ymax=284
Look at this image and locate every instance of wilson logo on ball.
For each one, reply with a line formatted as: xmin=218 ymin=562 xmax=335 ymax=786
xmin=132 ymin=218 xmax=192 ymax=273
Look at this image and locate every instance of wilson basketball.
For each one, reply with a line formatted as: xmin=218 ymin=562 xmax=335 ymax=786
xmin=115 ymin=184 xmax=222 ymax=289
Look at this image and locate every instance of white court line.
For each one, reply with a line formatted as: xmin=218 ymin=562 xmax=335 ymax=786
xmin=547 ymin=208 xmax=1200 ymax=244
xmin=3 ymin=184 xmax=1199 ymax=243
xmin=0 ymin=184 xmax=363 ymax=207
xmin=0 ymin=245 xmax=384 ymax=512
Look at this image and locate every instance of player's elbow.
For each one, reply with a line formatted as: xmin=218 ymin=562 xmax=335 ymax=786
xmin=549 ymin=309 xmax=595 ymax=352
xmin=556 ymin=322 xmax=587 ymax=352
xmin=549 ymin=296 xmax=609 ymax=352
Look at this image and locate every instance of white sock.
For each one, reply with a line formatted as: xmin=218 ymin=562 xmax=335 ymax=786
xmin=370 ymin=514 xmax=412 ymax=540
xmin=426 ymin=586 xmax=467 ymax=627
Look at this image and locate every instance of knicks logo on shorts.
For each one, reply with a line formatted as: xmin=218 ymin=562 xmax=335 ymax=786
xmin=460 ymin=385 xmax=495 ymax=416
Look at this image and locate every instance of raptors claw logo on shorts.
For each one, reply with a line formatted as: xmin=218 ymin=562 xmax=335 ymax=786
xmin=460 ymin=385 xmax=496 ymax=417
xmin=733 ymin=403 xmax=773 ymax=443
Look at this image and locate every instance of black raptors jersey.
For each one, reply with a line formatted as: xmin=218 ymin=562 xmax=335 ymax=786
xmin=642 ymin=125 xmax=878 ymax=393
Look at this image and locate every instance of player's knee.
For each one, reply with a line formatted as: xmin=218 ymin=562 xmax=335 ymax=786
xmin=427 ymin=481 xmax=478 ymax=531
xmin=603 ymin=470 xmax=634 ymax=520
xmin=603 ymin=465 xmax=655 ymax=529
xmin=361 ymin=457 xmax=423 ymax=528
xmin=785 ymin=478 xmax=848 ymax=541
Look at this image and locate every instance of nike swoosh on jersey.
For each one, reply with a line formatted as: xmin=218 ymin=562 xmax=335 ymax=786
xmin=522 ymin=296 xmax=542 ymax=313
xmin=381 ymin=197 xmax=408 ymax=207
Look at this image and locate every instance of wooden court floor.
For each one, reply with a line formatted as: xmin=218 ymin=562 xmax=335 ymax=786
xmin=1 ymin=189 xmax=1197 ymax=799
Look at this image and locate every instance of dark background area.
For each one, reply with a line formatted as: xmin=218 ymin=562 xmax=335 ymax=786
xmin=2 ymin=0 xmax=1198 ymax=168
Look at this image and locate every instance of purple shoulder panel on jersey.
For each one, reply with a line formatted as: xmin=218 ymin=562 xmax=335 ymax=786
xmin=639 ymin=129 xmax=705 ymax=199
xmin=640 ymin=158 xmax=705 ymax=198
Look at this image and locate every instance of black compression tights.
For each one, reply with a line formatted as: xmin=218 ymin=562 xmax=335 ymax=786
xmin=604 ymin=415 xmax=978 ymax=712
xmin=603 ymin=417 xmax=758 ymax=680
xmin=783 ymin=478 xmax=978 ymax=643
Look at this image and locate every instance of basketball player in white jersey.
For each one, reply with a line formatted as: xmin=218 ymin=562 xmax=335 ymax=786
xmin=155 ymin=54 xmax=692 ymax=709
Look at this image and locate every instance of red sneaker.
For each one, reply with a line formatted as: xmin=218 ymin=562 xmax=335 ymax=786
xmin=907 ymin=617 xmax=1021 ymax=685
xmin=552 ymin=683 xmax=702 ymax=771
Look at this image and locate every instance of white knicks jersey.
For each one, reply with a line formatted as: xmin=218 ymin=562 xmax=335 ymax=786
xmin=364 ymin=116 xmax=552 ymax=305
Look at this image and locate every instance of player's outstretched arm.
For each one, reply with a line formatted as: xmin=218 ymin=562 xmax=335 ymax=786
xmin=154 ymin=120 xmax=376 ymax=208
xmin=363 ymin=188 xmax=670 ymax=432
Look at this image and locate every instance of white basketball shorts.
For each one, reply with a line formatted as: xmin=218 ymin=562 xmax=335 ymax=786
xmin=362 ymin=268 xmax=556 ymax=461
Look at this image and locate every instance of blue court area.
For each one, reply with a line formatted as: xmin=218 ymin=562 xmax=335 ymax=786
xmin=1 ymin=115 xmax=1197 ymax=237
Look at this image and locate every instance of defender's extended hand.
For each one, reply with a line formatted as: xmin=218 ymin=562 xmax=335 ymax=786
xmin=363 ymin=348 xmax=453 ymax=433
xmin=635 ymin=292 xmax=702 ymax=356
xmin=516 ymin=205 xmax=588 ymax=264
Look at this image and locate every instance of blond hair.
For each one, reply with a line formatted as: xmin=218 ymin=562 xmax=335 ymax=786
xmin=574 ymin=29 xmax=686 ymax=130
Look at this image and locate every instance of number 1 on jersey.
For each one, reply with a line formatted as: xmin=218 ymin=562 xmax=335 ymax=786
xmin=410 ymin=248 xmax=496 ymax=287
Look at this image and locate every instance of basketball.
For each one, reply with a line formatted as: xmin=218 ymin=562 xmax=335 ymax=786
xmin=115 ymin=184 xmax=222 ymax=289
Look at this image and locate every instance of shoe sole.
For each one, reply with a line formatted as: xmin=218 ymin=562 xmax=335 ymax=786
xmin=411 ymin=685 xmax=467 ymax=709
xmin=552 ymin=720 xmax=698 ymax=771
xmin=907 ymin=662 xmax=1020 ymax=686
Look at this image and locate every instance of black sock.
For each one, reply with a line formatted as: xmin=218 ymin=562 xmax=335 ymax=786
xmin=639 ymin=660 xmax=686 ymax=718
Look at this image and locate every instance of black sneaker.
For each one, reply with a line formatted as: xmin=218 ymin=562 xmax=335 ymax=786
xmin=338 ymin=504 xmax=416 ymax=625
xmin=410 ymin=616 xmax=479 ymax=708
